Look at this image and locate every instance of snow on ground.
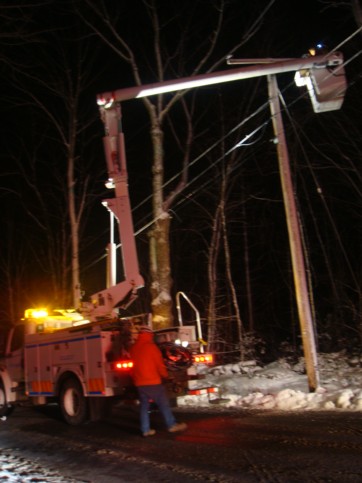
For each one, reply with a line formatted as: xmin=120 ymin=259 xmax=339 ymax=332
xmin=177 ymin=352 xmax=362 ymax=411
xmin=0 ymin=449 xmax=82 ymax=482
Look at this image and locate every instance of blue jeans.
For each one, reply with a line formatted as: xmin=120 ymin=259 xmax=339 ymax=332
xmin=137 ymin=384 xmax=176 ymax=433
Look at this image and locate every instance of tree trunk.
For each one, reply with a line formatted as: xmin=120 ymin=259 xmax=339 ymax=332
xmin=148 ymin=117 xmax=173 ymax=328
xmin=68 ymin=136 xmax=81 ymax=309
xmin=207 ymin=206 xmax=221 ymax=351
xmin=242 ymin=201 xmax=254 ymax=333
xmin=148 ymin=215 xmax=173 ymax=329
xmin=220 ymin=200 xmax=245 ymax=359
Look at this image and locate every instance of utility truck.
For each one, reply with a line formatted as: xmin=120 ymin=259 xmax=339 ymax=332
xmin=0 ymin=79 xmax=217 ymax=425
xmin=0 ymin=306 xmax=214 ymax=425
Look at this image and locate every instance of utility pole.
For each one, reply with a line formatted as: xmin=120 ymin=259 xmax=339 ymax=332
xmin=267 ymin=74 xmax=319 ymax=391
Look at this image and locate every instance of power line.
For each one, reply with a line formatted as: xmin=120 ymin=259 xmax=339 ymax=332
xmin=82 ymin=26 xmax=362 ymax=273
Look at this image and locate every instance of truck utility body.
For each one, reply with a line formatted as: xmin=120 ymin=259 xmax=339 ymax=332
xmin=25 ymin=323 xmax=133 ymax=398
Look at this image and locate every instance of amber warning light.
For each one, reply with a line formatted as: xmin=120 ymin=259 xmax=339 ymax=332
xmin=193 ymin=354 xmax=214 ymax=364
xmin=115 ymin=360 xmax=133 ymax=370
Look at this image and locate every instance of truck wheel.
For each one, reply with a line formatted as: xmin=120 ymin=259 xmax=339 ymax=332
xmin=0 ymin=381 xmax=14 ymax=418
xmin=59 ymin=378 xmax=88 ymax=425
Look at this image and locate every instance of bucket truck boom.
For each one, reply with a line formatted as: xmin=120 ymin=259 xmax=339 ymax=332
xmin=82 ymin=103 xmax=144 ymax=320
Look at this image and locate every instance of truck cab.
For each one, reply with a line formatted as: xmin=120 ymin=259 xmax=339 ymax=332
xmin=0 ymin=322 xmax=27 ymax=417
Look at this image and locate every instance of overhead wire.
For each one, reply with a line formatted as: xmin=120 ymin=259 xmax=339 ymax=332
xmin=279 ymin=81 xmax=360 ymax=290
xmin=130 ymin=99 xmax=271 ymax=215
xmin=142 ymin=23 xmax=362 ymax=220
xmin=127 ymin=29 xmax=362 ymax=240
xmin=81 ymin=24 xmax=362 ymax=274
xmin=81 ymin=109 xmax=271 ymax=273
xmin=131 ymin=118 xmax=271 ymax=240
xmin=262 ymin=23 xmax=362 ymax=314
xmin=273 ymin=24 xmax=362 ymax=111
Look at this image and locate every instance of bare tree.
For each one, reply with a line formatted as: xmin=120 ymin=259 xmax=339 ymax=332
xmin=0 ymin=221 xmax=28 ymax=321
xmin=1 ymin=3 xmax=105 ymax=309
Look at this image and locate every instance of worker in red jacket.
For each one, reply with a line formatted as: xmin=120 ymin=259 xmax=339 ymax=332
xmin=130 ymin=325 xmax=187 ymax=437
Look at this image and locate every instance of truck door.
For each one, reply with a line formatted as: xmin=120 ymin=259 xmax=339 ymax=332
xmin=0 ymin=329 xmax=8 ymax=360
xmin=6 ymin=324 xmax=25 ymax=384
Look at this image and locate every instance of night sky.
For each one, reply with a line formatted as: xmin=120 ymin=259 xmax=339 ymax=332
xmin=0 ymin=0 xmax=361 ymax=359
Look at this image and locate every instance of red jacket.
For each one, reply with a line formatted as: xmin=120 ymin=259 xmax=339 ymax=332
xmin=130 ymin=332 xmax=168 ymax=386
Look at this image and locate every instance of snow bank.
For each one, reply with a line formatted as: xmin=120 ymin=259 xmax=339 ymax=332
xmin=177 ymin=352 xmax=362 ymax=411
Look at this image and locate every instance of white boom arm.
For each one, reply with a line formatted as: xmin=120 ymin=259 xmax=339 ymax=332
xmin=97 ymin=52 xmax=345 ymax=111
xmin=84 ymin=104 xmax=144 ymax=320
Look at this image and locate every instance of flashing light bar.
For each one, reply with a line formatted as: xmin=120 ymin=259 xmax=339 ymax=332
xmin=115 ymin=360 xmax=134 ymax=370
xmin=193 ymin=353 xmax=214 ymax=364
xmin=24 ymin=308 xmax=48 ymax=319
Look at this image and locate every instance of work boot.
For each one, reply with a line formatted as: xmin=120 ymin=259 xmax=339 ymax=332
xmin=168 ymin=422 xmax=187 ymax=433
xmin=143 ymin=429 xmax=156 ymax=437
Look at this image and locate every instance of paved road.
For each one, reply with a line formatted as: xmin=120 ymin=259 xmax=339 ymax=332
xmin=0 ymin=403 xmax=362 ymax=482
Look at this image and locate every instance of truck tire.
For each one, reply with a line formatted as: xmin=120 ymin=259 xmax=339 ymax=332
xmin=0 ymin=380 xmax=14 ymax=418
xmin=59 ymin=378 xmax=88 ymax=425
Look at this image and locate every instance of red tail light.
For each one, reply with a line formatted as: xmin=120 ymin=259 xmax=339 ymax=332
xmin=193 ymin=353 xmax=214 ymax=364
xmin=115 ymin=360 xmax=134 ymax=370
